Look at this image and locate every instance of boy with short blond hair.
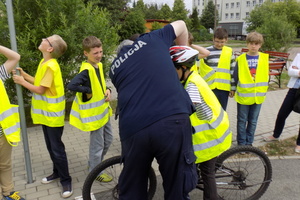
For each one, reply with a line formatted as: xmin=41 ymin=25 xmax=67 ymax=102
xmin=67 ymin=36 xmax=113 ymax=182
xmin=13 ymin=35 xmax=73 ymax=198
xmin=199 ymin=28 xmax=236 ymax=110
xmin=233 ymin=31 xmax=269 ymax=146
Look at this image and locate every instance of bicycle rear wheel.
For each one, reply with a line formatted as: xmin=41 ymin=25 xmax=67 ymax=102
xmin=82 ymin=155 xmax=157 ymax=200
xmin=215 ymin=145 xmax=272 ymax=200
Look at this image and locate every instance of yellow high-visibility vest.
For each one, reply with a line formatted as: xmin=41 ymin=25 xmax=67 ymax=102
xmin=185 ymin=72 xmax=232 ymax=163
xmin=190 ymin=60 xmax=200 ymax=74
xmin=199 ymin=46 xmax=232 ymax=91
xmin=31 ymin=59 xmax=65 ymax=127
xmin=69 ymin=62 xmax=112 ymax=132
xmin=0 ymin=79 xmax=20 ymax=146
xmin=234 ymin=53 xmax=269 ymax=105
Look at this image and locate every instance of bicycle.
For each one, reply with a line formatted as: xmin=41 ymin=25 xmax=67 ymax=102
xmin=82 ymin=145 xmax=272 ymax=200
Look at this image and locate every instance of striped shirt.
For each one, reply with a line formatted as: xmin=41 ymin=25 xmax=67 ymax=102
xmin=0 ymin=64 xmax=9 ymax=137
xmin=204 ymin=45 xmax=236 ymax=90
xmin=186 ymin=82 xmax=213 ymax=121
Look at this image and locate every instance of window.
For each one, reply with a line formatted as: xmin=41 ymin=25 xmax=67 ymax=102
xmin=246 ymin=12 xmax=250 ymax=18
xmin=259 ymin=0 xmax=263 ymax=5
xmin=226 ymin=3 xmax=229 ymax=9
xmin=225 ymin=13 xmax=228 ymax=19
xmin=237 ymin=2 xmax=240 ymax=8
xmin=236 ymin=13 xmax=240 ymax=19
xmin=230 ymin=13 xmax=234 ymax=19
xmin=253 ymin=0 xmax=256 ymax=6
xmin=246 ymin=1 xmax=250 ymax=7
xmin=231 ymin=3 xmax=234 ymax=8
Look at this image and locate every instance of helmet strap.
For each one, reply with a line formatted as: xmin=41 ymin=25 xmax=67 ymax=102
xmin=180 ymin=67 xmax=187 ymax=82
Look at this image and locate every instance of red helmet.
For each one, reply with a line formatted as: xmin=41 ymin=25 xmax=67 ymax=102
xmin=169 ymin=46 xmax=198 ymax=68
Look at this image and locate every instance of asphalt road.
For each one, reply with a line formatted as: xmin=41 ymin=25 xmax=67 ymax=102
xmin=151 ymin=157 xmax=300 ymax=200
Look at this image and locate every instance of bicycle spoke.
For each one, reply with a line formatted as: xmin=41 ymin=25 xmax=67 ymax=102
xmin=215 ymin=146 xmax=272 ymax=200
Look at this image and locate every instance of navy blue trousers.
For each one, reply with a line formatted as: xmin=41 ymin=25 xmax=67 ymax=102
xmin=42 ymin=125 xmax=72 ymax=186
xmin=119 ymin=114 xmax=197 ymax=200
xmin=212 ymin=89 xmax=229 ymax=111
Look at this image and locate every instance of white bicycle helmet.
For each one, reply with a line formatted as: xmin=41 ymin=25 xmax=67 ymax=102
xmin=169 ymin=46 xmax=199 ymax=68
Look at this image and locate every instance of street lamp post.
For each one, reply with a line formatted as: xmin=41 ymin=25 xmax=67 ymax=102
xmin=214 ymin=0 xmax=217 ymax=31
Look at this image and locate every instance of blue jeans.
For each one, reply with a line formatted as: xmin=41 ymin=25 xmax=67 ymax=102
xmin=212 ymin=89 xmax=229 ymax=111
xmin=236 ymin=103 xmax=262 ymax=145
xmin=42 ymin=125 xmax=72 ymax=186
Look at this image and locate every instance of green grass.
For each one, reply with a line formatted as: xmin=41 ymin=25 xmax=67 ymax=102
xmin=259 ymin=136 xmax=298 ymax=156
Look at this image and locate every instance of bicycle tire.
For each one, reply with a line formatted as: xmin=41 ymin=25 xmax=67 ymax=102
xmin=215 ymin=145 xmax=272 ymax=200
xmin=82 ymin=155 xmax=157 ymax=200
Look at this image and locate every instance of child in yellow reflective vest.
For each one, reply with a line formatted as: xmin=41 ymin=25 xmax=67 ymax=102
xmin=67 ymin=36 xmax=113 ymax=182
xmin=0 ymin=45 xmax=25 ymax=200
xmin=233 ymin=32 xmax=269 ymax=146
xmin=196 ymin=28 xmax=236 ymax=111
xmin=13 ymin=35 xmax=73 ymax=198
xmin=170 ymin=45 xmax=232 ymax=200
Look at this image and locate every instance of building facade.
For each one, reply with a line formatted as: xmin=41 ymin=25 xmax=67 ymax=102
xmin=193 ymin=0 xmax=297 ymax=38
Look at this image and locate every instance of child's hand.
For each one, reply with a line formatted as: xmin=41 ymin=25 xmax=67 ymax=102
xmin=105 ymin=89 xmax=111 ymax=102
xmin=86 ymin=93 xmax=93 ymax=99
xmin=12 ymin=67 xmax=25 ymax=76
xmin=292 ymin=66 xmax=299 ymax=69
xmin=229 ymin=91 xmax=235 ymax=98
xmin=13 ymin=74 xmax=25 ymax=85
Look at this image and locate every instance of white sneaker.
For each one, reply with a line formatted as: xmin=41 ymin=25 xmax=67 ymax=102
xmin=62 ymin=184 xmax=73 ymax=198
xmin=263 ymin=136 xmax=279 ymax=142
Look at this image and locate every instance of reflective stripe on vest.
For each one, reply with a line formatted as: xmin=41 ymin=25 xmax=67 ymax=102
xmin=31 ymin=59 xmax=65 ymax=127
xmin=199 ymin=46 xmax=232 ymax=91
xmin=234 ymin=53 xmax=269 ymax=105
xmin=70 ymin=102 xmax=109 ymax=124
xmin=0 ymin=79 xmax=20 ymax=146
xmin=193 ymin=128 xmax=231 ymax=152
xmin=185 ymin=72 xmax=232 ymax=163
xmin=69 ymin=62 xmax=112 ymax=132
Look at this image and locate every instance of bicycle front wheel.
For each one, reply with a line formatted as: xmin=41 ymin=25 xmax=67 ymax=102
xmin=82 ymin=155 xmax=157 ymax=200
xmin=215 ymin=145 xmax=272 ymax=200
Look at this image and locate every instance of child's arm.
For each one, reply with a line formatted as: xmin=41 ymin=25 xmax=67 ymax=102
xmin=0 ymin=45 xmax=20 ymax=74
xmin=13 ymin=73 xmax=47 ymax=95
xmin=190 ymin=44 xmax=210 ymax=59
xmin=67 ymin=70 xmax=92 ymax=94
xmin=288 ymin=54 xmax=300 ymax=77
xmin=13 ymin=67 xmax=35 ymax=84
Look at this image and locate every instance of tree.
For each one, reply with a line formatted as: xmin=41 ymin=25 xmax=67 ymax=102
xmin=151 ymin=21 xmax=163 ymax=31
xmin=157 ymin=4 xmax=172 ymax=20
xmin=144 ymin=3 xmax=159 ymax=19
xmin=118 ymin=9 xmax=146 ymax=40
xmin=84 ymin=0 xmax=130 ymax=23
xmin=0 ymin=0 xmax=119 ymax=104
xmin=172 ymin=0 xmax=191 ymax=29
xmin=200 ymin=1 xmax=217 ymax=30
xmin=246 ymin=0 xmax=299 ymax=51
xmin=247 ymin=0 xmax=300 ymax=36
xmin=172 ymin=0 xmax=189 ymax=21
xmin=190 ymin=8 xmax=201 ymax=31
xmin=256 ymin=13 xmax=296 ymax=52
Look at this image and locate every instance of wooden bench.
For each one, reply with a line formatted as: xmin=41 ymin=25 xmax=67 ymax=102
xmin=264 ymin=51 xmax=289 ymax=88
xmin=236 ymin=48 xmax=289 ymax=88
xmin=268 ymin=61 xmax=286 ymax=88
